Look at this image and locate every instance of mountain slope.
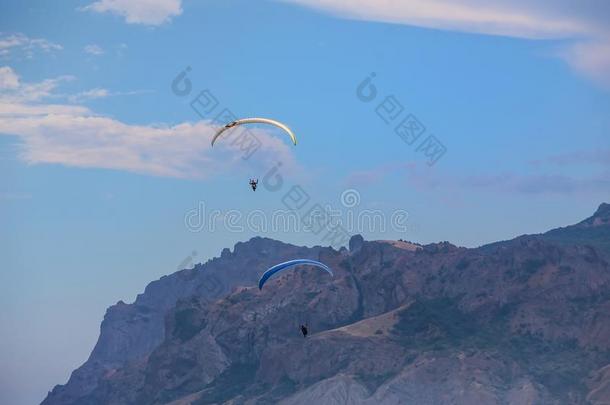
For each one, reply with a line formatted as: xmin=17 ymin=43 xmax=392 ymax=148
xmin=42 ymin=238 xmax=332 ymax=405
xmin=480 ymin=203 xmax=610 ymax=258
xmin=542 ymin=203 xmax=610 ymax=257
xmin=42 ymin=205 xmax=610 ymax=405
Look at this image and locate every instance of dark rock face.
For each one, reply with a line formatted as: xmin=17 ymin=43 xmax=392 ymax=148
xmin=349 ymin=234 xmax=364 ymax=253
xmin=542 ymin=202 xmax=610 ymax=258
xmin=42 ymin=206 xmax=610 ymax=405
xmin=42 ymin=237 xmax=329 ymax=405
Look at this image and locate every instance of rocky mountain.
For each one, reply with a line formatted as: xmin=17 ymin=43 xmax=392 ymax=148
xmin=481 ymin=202 xmax=610 ymax=259
xmin=42 ymin=204 xmax=610 ymax=405
xmin=542 ymin=203 xmax=610 ymax=257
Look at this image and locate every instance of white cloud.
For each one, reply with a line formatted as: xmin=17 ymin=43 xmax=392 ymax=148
xmin=1 ymin=66 xmax=149 ymax=105
xmin=84 ymin=44 xmax=104 ymax=56
xmin=282 ymin=0 xmax=610 ymax=89
xmin=558 ymin=40 xmax=610 ymax=88
xmin=82 ymin=0 xmax=183 ymax=26
xmin=0 ymin=102 xmax=90 ymax=117
xmin=283 ymin=0 xmax=586 ymax=39
xmin=70 ymin=88 xmax=109 ymax=101
xmin=0 ymin=33 xmax=62 ymax=58
xmin=0 ymin=67 xmax=75 ymax=103
xmin=0 ymin=66 xmax=20 ymax=89
xmin=66 ymin=88 xmax=151 ymax=103
xmin=0 ymin=68 xmax=298 ymax=179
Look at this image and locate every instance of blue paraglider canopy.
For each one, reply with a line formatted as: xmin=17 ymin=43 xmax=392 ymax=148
xmin=258 ymin=259 xmax=333 ymax=290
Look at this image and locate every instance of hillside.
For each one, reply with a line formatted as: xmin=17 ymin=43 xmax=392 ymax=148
xmin=42 ymin=205 xmax=610 ymax=404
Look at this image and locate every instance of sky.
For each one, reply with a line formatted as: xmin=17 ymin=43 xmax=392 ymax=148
xmin=1 ymin=1 xmax=609 ymax=404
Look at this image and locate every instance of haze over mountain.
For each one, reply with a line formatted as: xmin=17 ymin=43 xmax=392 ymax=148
xmin=42 ymin=203 xmax=610 ymax=405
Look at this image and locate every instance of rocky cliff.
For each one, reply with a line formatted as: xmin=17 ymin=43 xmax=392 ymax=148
xmin=42 ymin=204 xmax=610 ymax=404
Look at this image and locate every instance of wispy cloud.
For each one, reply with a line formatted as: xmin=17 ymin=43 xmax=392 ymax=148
xmin=0 ymin=32 xmax=62 ymax=59
xmin=0 ymin=102 xmax=90 ymax=117
xmin=1 ymin=66 xmax=149 ymax=105
xmin=283 ymin=0 xmax=587 ymax=39
xmin=346 ymin=162 xmax=406 ymax=187
xmin=66 ymin=88 xmax=151 ymax=103
xmin=406 ymin=161 xmax=610 ymax=194
xmin=84 ymin=44 xmax=104 ymax=56
xmin=282 ymin=0 xmax=610 ymax=89
xmin=455 ymin=172 xmax=610 ymax=194
xmin=347 ymin=160 xmax=610 ymax=195
xmin=557 ymin=39 xmax=610 ymax=90
xmin=0 ymin=67 xmax=299 ymax=179
xmin=69 ymin=88 xmax=109 ymax=102
xmin=0 ymin=66 xmax=19 ymax=89
xmin=0 ymin=67 xmax=75 ymax=102
xmin=82 ymin=0 xmax=183 ymax=26
xmin=530 ymin=149 xmax=610 ymax=168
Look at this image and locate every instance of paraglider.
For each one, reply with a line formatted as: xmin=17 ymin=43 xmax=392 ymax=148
xmin=212 ymin=117 xmax=296 ymax=192
xmin=258 ymin=259 xmax=332 ymax=338
xmin=211 ymin=117 xmax=297 ymax=147
xmin=258 ymin=259 xmax=333 ymax=290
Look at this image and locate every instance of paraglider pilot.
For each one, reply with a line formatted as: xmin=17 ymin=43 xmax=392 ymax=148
xmin=249 ymin=179 xmax=258 ymax=191
xmin=300 ymin=324 xmax=308 ymax=338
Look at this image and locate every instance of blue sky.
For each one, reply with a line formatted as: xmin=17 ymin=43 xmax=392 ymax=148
xmin=1 ymin=1 xmax=609 ymax=404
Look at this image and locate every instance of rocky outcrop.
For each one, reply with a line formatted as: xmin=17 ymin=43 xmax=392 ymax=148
xmin=42 ymin=205 xmax=610 ymax=405
xmin=543 ymin=202 xmax=610 ymax=258
xmin=42 ymin=237 xmax=330 ymax=405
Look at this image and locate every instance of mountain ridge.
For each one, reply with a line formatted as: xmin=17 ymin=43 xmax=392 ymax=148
xmin=42 ymin=204 xmax=610 ymax=405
